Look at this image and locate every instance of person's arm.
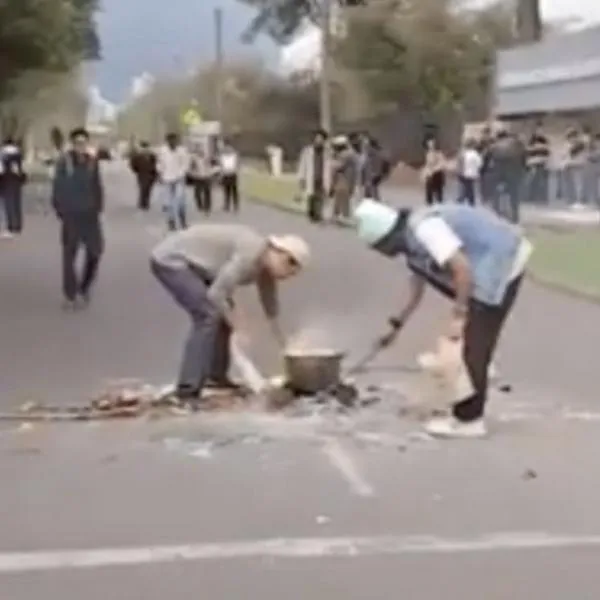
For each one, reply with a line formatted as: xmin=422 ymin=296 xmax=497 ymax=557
xmin=51 ymin=157 xmax=66 ymax=219
xmin=413 ymin=216 xmax=472 ymax=336
xmin=92 ymin=160 xmax=104 ymax=214
xmin=255 ymin=271 xmax=284 ymax=346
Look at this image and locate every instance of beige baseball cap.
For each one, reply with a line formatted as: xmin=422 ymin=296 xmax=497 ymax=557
xmin=268 ymin=235 xmax=310 ymax=267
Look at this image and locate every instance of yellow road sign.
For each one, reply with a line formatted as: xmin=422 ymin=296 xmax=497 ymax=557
xmin=182 ymin=108 xmax=202 ymax=126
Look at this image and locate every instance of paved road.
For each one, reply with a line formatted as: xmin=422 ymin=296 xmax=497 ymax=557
xmin=2 ymin=166 xmax=600 ymax=598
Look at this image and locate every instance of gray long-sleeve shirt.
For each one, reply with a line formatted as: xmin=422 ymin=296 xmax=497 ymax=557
xmin=151 ymin=224 xmax=278 ymax=318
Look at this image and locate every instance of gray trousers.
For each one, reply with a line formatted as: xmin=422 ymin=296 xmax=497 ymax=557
xmin=150 ymin=260 xmax=231 ymax=395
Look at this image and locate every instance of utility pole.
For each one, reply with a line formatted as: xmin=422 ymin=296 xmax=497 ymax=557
xmin=214 ymin=7 xmax=224 ymax=127
xmin=319 ymin=0 xmax=333 ymax=132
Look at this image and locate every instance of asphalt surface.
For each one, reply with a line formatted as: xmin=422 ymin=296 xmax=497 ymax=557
xmin=2 ymin=164 xmax=600 ymax=598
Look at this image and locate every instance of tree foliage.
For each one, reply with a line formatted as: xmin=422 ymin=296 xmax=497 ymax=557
xmin=116 ymin=61 xmax=321 ymax=157
xmin=0 ymin=0 xmax=100 ymax=99
xmin=333 ymin=0 xmax=516 ymax=116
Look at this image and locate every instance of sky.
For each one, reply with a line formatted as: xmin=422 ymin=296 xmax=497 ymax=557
xmin=540 ymin=0 xmax=600 ymax=22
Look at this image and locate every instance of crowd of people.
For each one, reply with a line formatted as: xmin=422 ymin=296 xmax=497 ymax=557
xmin=297 ymin=129 xmax=391 ymax=224
xmin=128 ymin=133 xmax=241 ymax=230
xmin=421 ymin=122 xmax=600 ymax=223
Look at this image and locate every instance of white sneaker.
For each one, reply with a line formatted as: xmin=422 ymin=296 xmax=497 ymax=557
xmin=571 ymin=202 xmax=585 ymax=210
xmin=424 ymin=416 xmax=488 ymax=439
xmin=0 ymin=231 xmax=14 ymax=239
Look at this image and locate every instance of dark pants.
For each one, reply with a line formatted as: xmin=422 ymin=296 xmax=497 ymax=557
xmin=480 ymin=170 xmax=495 ymax=204
xmin=425 ymin=172 xmax=445 ymax=205
xmin=307 ymin=189 xmax=325 ymax=222
xmin=193 ymin=178 xmax=212 ymax=214
xmin=453 ymin=276 xmax=522 ymax=423
xmin=1 ymin=184 xmax=23 ymax=233
xmin=492 ymin=177 xmax=522 ymax=224
xmin=457 ymin=177 xmax=476 ymax=206
xmin=222 ymin=174 xmax=239 ymax=212
xmin=136 ymin=177 xmax=154 ymax=210
xmin=527 ymin=165 xmax=549 ymax=204
xmin=363 ymin=180 xmax=381 ymax=200
xmin=150 ymin=260 xmax=231 ymax=398
xmin=61 ymin=216 xmax=104 ymax=301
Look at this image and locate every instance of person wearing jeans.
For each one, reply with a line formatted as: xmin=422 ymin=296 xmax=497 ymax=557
xmin=157 ymin=133 xmax=190 ymax=231
xmin=456 ymin=138 xmax=482 ymax=206
xmin=150 ymin=224 xmax=310 ymax=407
xmin=354 ymin=199 xmax=532 ymax=439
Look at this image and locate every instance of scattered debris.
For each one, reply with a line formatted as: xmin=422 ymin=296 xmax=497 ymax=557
xmin=522 ymin=468 xmax=538 ymax=481
xmin=316 ymin=515 xmax=331 ymax=525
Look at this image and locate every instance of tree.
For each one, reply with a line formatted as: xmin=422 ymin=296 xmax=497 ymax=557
xmin=0 ymin=0 xmax=100 ymax=100
xmin=333 ymin=0 xmax=516 ymax=116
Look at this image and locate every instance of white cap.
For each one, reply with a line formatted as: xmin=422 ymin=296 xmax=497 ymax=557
xmin=333 ymin=135 xmax=348 ymax=145
xmin=268 ymin=235 xmax=310 ymax=267
xmin=353 ymin=198 xmax=398 ymax=245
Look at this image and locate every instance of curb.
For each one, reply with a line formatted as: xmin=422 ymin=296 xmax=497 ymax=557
xmin=248 ymin=193 xmax=600 ymax=305
xmin=528 ymin=273 xmax=600 ymax=305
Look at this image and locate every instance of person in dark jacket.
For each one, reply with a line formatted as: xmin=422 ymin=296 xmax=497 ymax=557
xmin=362 ymin=137 xmax=391 ymax=200
xmin=0 ymin=138 xmax=26 ymax=238
xmin=51 ymin=128 xmax=104 ymax=310
xmin=129 ymin=141 xmax=157 ymax=211
xmin=489 ymin=128 xmax=527 ymax=223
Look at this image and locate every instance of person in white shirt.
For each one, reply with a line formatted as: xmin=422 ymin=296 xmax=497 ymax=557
xmin=456 ymin=138 xmax=483 ymax=206
xmin=219 ymin=142 xmax=240 ymax=212
xmin=157 ymin=133 xmax=190 ymax=231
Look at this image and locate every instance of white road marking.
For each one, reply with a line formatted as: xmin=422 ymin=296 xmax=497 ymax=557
xmin=322 ymin=438 xmax=375 ymax=497
xmin=2 ymin=532 xmax=600 ymax=573
xmin=497 ymin=410 xmax=600 ymax=423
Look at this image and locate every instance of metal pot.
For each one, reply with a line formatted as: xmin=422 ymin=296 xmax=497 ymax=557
xmin=283 ymin=350 xmax=345 ymax=395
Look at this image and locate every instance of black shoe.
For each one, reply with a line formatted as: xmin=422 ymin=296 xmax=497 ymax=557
xmin=175 ymin=386 xmax=201 ymax=411
xmin=205 ymin=377 xmax=241 ymax=391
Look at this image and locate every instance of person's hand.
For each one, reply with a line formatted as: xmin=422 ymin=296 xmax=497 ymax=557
xmin=446 ymin=314 xmax=466 ymax=341
xmin=378 ymin=317 xmax=404 ymax=348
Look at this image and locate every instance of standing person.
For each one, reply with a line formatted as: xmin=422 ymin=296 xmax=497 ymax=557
xmin=477 ymin=125 xmax=495 ymax=204
xmin=362 ymin=137 xmax=391 ymax=200
xmin=488 ymin=127 xmax=527 ymax=224
xmin=157 ymin=133 xmax=189 ymax=231
xmin=456 ymin=138 xmax=482 ymax=206
xmin=525 ymin=123 xmax=550 ymax=204
xmin=588 ymin=132 xmax=600 ymax=208
xmin=51 ymin=128 xmax=104 ymax=310
xmin=0 ymin=138 xmax=26 ymax=238
xmin=298 ymin=129 xmax=332 ymax=223
xmin=563 ymin=128 xmax=586 ymax=208
xmin=219 ymin=141 xmax=240 ymax=212
xmin=129 ymin=141 xmax=157 ymax=211
xmin=150 ymin=224 xmax=310 ymax=407
xmin=331 ymin=135 xmax=359 ymax=223
xmin=353 ymin=199 xmax=532 ymax=438
xmin=189 ymin=144 xmax=215 ymax=215
xmin=422 ymin=138 xmax=446 ymax=205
